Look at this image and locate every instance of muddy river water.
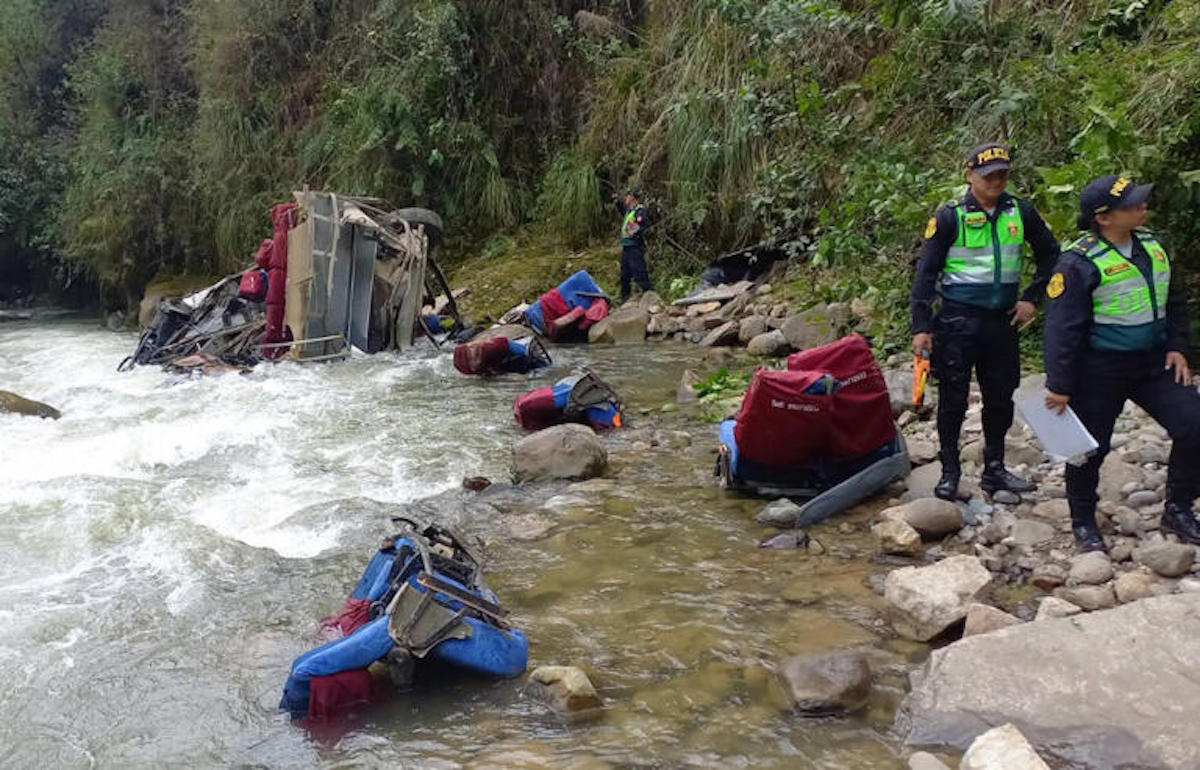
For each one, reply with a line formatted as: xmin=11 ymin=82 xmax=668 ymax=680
xmin=0 ymin=316 xmax=927 ymax=768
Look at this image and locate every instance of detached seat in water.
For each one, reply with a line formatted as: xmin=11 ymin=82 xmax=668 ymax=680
xmin=280 ymin=519 xmax=528 ymax=720
xmin=716 ymin=334 xmax=909 ymax=526
xmin=453 ymin=335 xmax=551 ymax=376
xmin=523 ymin=270 xmax=610 ymax=341
xmin=513 ymin=371 xmax=623 ymax=430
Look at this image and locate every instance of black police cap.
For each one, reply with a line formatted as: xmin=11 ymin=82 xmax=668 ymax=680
xmin=1079 ymin=175 xmax=1153 ymax=225
xmin=965 ymin=142 xmax=1012 ymax=175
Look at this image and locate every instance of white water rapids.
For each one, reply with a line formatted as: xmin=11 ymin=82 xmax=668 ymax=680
xmin=1 ymin=316 xmax=910 ymax=769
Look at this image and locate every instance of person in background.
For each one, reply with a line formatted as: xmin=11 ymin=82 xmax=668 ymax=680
xmin=616 ymin=188 xmax=653 ymax=302
xmin=1043 ymin=175 xmax=1200 ymax=552
xmin=911 ymin=142 xmax=1060 ymax=501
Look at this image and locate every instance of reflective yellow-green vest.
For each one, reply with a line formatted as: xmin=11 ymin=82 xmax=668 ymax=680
xmin=1073 ymin=231 xmax=1171 ymax=351
xmin=939 ymin=197 xmax=1025 ymax=309
xmin=620 ymin=206 xmax=645 ymax=247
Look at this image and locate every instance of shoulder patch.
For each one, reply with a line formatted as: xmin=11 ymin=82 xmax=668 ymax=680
xmin=924 ymin=217 xmax=937 ymax=239
xmin=1047 ymin=272 xmax=1065 ymax=298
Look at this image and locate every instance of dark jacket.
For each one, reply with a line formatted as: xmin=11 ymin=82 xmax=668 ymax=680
xmin=1043 ymin=231 xmax=1190 ymax=395
xmin=911 ymin=190 xmax=1060 ymax=333
xmin=617 ymin=201 xmax=649 ymax=248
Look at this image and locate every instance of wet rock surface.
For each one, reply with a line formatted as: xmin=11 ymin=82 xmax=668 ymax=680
xmin=511 ymin=424 xmax=608 ymax=482
xmin=777 ymin=651 xmax=872 ymax=715
xmin=884 ymin=556 xmax=992 ymax=641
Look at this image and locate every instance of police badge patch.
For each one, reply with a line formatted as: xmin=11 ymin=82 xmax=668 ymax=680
xmin=924 ymin=217 xmax=937 ymax=239
xmin=1047 ymin=272 xmax=1065 ymax=298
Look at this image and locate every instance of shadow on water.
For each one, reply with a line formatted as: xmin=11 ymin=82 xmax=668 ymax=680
xmin=0 ymin=318 xmax=921 ymax=768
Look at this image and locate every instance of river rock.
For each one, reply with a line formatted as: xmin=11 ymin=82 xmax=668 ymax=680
xmin=960 ymin=723 xmax=1050 ymax=770
xmin=1067 ymin=551 xmax=1113 ymax=586
xmin=746 ymin=329 xmax=788 ymax=356
xmin=881 ymin=498 xmax=963 ymax=538
xmin=1053 ymin=584 xmax=1116 ymax=611
xmin=511 ymin=424 xmax=607 ymax=483
xmin=527 ymin=666 xmax=602 ymax=714
xmin=901 ymin=594 xmax=1200 ymax=769
xmin=907 ymin=753 xmax=952 ymax=770
xmin=873 ymin=520 xmax=922 ymax=555
xmin=700 ymin=320 xmax=739 ymax=347
xmin=902 ymin=462 xmax=943 ymax=501
xmin=1114 ymin=570 xmax=1159 ymax=603
xmin=962 ymin=603 xmax=1021 ymax=637
xmin=884 ymin=555 xmax=992 ymax=641
xmin=780 ymin=304 xmax=842 ymax=351
xmin=1008 ymin=518 xmax=1055 ymax=548
xmin=1030 ymin=499 xmax=1069 ymax=522
xmin=1133 ymin=542 xmax=1196 ymax=577
xmin=1034 ymin=596 xmax=1081 ymax=621
xmin=637 ymin=290 xmax=663 ymax=313
xmin=1127 ymin=489 xmax=1160 ymax=508
xmin=755 ymin=498 xmax=803 ymax=528
xmin=1028 ymin=564 xmax=1066 ymax=590
xmin=777 ymin=651 xmax=871 ymax=715
xmin=0 ymin=391 xmax=62 ymax=420
xmin=738 ymin=315 xmax=768 ymax=343
xmin=1098 ymin=452 xmax=1144 ymax=502
xmin=608 ymin=307 xmax=650 ymax=344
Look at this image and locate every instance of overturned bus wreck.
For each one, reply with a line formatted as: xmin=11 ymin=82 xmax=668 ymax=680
xmin=121 ymin=191 xmax=463 ymax=373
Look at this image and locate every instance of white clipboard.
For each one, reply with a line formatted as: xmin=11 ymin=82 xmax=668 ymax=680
xmin=1015 ymin=393 xmax=1099 ymax=465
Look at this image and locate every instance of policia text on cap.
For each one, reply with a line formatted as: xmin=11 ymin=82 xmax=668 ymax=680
xmin=1042 ymin=175 xmax=1200 ymax=552
xmin=910 ymin=143 xmax=1059 ymax=502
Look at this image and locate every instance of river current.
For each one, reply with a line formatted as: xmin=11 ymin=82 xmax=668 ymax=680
xmin=1 ymin=316 xmax=919 ymax=768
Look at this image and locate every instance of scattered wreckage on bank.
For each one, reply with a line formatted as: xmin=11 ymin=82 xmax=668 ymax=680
xmin=122 ymin=191 xmax=465 ymax=374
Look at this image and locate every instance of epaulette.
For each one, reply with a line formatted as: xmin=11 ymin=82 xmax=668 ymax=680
xmin=1065 ymin=233 xmax=1099 ymax=259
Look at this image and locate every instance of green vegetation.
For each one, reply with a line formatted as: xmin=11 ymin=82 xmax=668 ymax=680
xmin=1 ymin=0 xmax=1198 ymax=348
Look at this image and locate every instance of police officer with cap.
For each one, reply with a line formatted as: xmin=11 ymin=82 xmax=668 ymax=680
xmin=912 ymin=142 xmax=1060 ymax=501
xmin=1043 ymin=175 xmax=1200 ymax=552
xmin=616 ymin=188 xmax=653 ymax=302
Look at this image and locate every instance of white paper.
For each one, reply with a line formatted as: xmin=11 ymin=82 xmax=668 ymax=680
xmin=1015 ymin=393 xmax=1099 ymax=464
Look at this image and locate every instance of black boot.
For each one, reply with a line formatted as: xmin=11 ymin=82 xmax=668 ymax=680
xmin=935 ymin=454 xmax=960 ymax=501
xmin=1161 ymin=501 xmax=1200 ymax=545
xmin=1072 ymin=522 xmax=1108 ymax=553
xmin=980 ymin=459 xmax=1036 ymax=494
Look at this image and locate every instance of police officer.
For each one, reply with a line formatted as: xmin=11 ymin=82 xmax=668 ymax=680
xmin=1043 ymin=175 xmax=1200 ymax=552
xmin=616 ymin=188 xmax=653 ymax=302
xmin=911 ymin=142 xmax=1060 ymax=500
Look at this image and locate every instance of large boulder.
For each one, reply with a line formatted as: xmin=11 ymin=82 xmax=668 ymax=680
xmin=900 ymin=594 xmax=1200 ymax=769
xmin=511 ymin=424 xmax=607 ymax=483
xmin=884 ymin=555 xmax=992 ymax=641
xmin=780 ymin=304 xmax=843 ymax=351
xmin=960 ymin=724 xmax=1050 ymax=770
xmin=0 ymin=390 xmax=62 ymax=420
xmin=777 ymin=651 xmax=872 ymax=715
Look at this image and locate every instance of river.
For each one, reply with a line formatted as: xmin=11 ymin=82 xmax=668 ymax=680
xmin=0 ymin=316 xmax=922 ymax=768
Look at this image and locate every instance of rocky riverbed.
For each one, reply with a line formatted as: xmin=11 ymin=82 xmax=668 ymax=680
xmin=7 ymin=307 xmax=1199 ymax=769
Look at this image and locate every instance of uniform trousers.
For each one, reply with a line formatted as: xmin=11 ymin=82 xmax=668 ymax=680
xmin=1065 ymin=348 xmax=1200 ymax=525
xmin=931 ymin=303 xmax=1021 ymax=465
